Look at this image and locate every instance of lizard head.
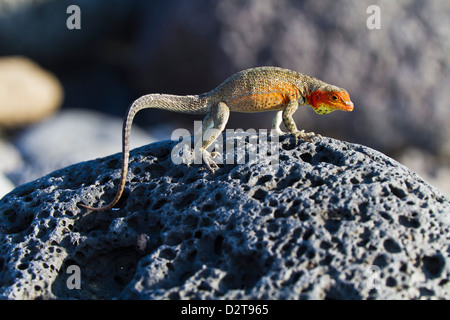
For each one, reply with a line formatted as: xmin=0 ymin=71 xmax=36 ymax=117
xmin=306 ymin=86 xmax=354 ymax=114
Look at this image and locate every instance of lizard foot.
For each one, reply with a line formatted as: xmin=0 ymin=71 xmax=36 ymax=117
xmin=201 ymin=149 xmax=220 ymax=173
xmin=292 ymin=130 xmax=321 ymax=143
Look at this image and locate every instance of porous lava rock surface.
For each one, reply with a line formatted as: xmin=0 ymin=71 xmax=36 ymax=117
xmin=0 ymin=135 xmax=449 ymax=299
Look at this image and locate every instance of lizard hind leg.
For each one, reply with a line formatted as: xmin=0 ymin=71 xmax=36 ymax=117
xmin=195 ymin=102 xmax=230 ymax=172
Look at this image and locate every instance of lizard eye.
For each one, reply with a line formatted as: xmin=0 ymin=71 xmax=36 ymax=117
xmin=332 ymin=95 xmax=338 ymax=101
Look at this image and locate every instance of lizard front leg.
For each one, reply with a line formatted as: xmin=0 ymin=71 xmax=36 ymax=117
xmin=282 ymin=100 xmax=321 ymax=142
xmin=194 ymin=101 xmax=230 ymax=172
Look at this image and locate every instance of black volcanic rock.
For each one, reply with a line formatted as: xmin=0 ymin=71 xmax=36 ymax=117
xmin=0 ymin=135 xmax=449 ymax=299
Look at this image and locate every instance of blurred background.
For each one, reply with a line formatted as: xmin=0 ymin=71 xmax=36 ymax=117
xmin=0 ymin=0 xmax=449 ymax=198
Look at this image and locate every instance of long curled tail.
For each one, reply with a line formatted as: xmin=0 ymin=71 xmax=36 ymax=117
xmin=79 ymin=94 xmax=208 ymax=211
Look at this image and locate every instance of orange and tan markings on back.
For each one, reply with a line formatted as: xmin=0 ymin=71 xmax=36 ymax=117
xmin=228 ymin=82 xmax=299 ymax=112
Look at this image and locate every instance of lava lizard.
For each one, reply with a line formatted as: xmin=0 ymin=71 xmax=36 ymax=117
xmin=80 ymin=66 xmax=354 ymax=211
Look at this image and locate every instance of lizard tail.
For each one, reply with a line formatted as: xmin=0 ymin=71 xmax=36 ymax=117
xmin=79 ymin=94 xmax=208 ymax=212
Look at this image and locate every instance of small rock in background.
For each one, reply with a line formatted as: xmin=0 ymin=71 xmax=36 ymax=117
xmin=0 ymin=56 xmax=63 ymax=128
xmin=8 ymin=109 xmax=155 ymax=186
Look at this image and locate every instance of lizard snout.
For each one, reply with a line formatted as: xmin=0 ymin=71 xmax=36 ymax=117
xmin=343 ymin=100 xmax=354 ymax=111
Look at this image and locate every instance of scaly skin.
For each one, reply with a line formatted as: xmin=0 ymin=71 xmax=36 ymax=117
xmin=80 ymin=66 xmax=354 ymax=211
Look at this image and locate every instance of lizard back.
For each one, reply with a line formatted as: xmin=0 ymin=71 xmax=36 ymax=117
xmin=203 ymin=67 xmax=326 ymax=112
